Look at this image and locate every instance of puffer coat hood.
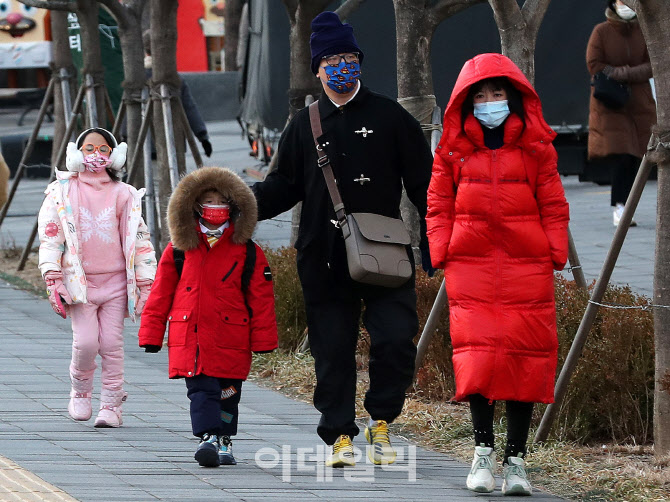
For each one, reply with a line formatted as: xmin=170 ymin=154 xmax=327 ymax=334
xmin=168 ymin=167 xmax=258 ymax=250
xmin=443 ymin=52 xmax=556 ymax=157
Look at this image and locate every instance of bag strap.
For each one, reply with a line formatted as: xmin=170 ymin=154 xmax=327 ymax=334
xmin=173 ymin=247 xmax=185 ymax=279
xmin=241 ymin=239 xmax=256 ymax=319
xmin=308 ymin=101 xmax=347 ymax=226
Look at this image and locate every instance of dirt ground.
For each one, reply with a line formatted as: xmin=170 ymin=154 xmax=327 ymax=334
xmin=0 ymin=248 xmax=47 ymax=297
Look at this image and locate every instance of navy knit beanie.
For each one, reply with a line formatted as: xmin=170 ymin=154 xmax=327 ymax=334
xmin=310 ymin=11 xmax=364 ymax=75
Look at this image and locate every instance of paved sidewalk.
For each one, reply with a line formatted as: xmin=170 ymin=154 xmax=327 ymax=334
xmin=0 ymin=280 xmax=564 ymax=501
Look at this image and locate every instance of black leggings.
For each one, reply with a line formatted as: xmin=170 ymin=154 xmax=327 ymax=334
xmin=469 ymin=393 xmax=534 ymax=464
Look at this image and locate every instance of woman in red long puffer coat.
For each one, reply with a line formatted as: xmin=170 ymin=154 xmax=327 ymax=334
xmin=427 ymin=53 xmax=569 ymax=495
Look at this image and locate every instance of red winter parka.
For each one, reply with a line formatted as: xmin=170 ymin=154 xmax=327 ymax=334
xmin=138 ymin=167 xmax=278 ymax=379
xmin=427 ymin=54 xmax=570 ymax=404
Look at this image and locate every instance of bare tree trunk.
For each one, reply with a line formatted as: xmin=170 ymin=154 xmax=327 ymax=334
xmin=224 ymin=0 xmax=244 ymax=72
xmin=283 ymin=0 xmax=329 ymax=118
xmin=113 ymin=2 xmax=146 ymax=186
xmin=393 ymin=0 xmax=483 ymax=251
xmin=394 ymin=1 xmax=436 ymax=251
xmin=76 ymin=0 xmax=106 ymax=126
xmin=394 ymin=1 xmax=436 ymax=112
xmin=629 ymin=0 xmax=670 ymax=458
xmin=50 ymin=10 xmax=76 ymax=167
xmin=99 ymin=0 xmax=148 ymax=186
xmin=150 ymin=0 xmax=181 ymax=248
xmin=488 ymin=0 xmax=552 ymax=85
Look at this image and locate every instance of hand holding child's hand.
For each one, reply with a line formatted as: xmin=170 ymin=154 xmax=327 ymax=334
xmin=135 ymin=282 xmax=152 ymax=316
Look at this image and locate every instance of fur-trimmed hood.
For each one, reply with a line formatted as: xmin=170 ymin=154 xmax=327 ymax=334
xmin=168 ymin=167 xmax=258 ymax=250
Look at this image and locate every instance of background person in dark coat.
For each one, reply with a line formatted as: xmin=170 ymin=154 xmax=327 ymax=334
xmin=140 ymin=31 xmax=212 ymax=158
xmin=586 ymin=0 xmax=655 ymax=226
xmin=252 ymin=12 xmax=434 ymax=468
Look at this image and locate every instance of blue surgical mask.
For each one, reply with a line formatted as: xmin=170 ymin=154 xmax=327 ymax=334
xmin=473 ymin=100 xmax=511 ymax=129
xmin=322 ymin=61 xmax=361 ymax=94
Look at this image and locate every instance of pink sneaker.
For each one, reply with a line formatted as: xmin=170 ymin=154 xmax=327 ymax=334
xmin=94 ymin=390 xmax=127 ymax=428
xmin=68 ymin=391 xmax=92 ymax=421
xmin=94 ymin=405 xmax=123 ymax=428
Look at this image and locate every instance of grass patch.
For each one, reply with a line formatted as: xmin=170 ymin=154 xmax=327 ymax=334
xmin=0 ymin=245 xmax=47 ymax=298
xmin=0 ymin=270 xmax=47 ymax=298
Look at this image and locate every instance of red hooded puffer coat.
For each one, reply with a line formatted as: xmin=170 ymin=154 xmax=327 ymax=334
xmin=138 ymin=233 xmax=278 ymax=379
xmin=427 ymin=53 xmax=570 ymax=404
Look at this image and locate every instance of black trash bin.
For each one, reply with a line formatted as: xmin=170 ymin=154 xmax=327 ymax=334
xmin=1 ymin=134 xmax=53 ymax=178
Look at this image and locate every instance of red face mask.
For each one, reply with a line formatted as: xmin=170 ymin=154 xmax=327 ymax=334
xmin=199 ymin=204 xmax=230 ymax=226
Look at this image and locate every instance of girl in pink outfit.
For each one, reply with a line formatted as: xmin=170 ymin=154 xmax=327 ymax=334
xmin=38 ymin=128 xmax=157 ymax=427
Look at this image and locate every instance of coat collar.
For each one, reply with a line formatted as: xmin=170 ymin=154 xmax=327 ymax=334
xmin=197 ymin=221 xmax=235 ymax=249
xmin=605 ymin=7 xmax=637 ymax=34
xmin=463 ymin=113 xmax=524 ymax=149
xmin=318 ymin=84 xmax=370 ymax=120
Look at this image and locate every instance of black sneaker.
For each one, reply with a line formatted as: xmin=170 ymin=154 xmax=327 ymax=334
xmin=218 ymin=435 xmax=237 ymax=465
xmin=195 ymin=433 xmax=220 ymax=467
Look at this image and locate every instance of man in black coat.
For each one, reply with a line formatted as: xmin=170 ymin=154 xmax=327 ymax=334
xmin=252 ymin=11 xmax=434 ymax=468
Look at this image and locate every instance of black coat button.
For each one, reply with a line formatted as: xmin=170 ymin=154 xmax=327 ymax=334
xmin=186 ymin=287 xmax=191 ymax=291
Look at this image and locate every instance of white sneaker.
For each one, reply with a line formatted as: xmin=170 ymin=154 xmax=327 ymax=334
xmin=502 ymin=455 xmax=532 ymax=496
xmin=466 ymin=446 xmax=496 ymax=493
xmin=613 ymin=203 xmax=637 ymax=227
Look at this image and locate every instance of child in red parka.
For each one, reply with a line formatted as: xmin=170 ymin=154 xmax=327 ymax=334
xmin=138 ymin=167 xmax=278 ymax=467
xmin=427 ymin=54 xmax=569 ymax=496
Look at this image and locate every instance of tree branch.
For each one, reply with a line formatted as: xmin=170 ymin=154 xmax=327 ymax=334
xmin=521 ymin=0 xmax=552 ymax=38
xmin=487 ymin=0 xmax=523 ymax=32
xmin=282 ymin=0 xmax=299 ymax=23
xmin=97 ymin=0 xmax=128 ymax=24
xmin=17 ymin=0 xmax=76 ymax=10
xmin=335 ymin=0 xmax=365 ymax=21
xmin=432 ymin=0 xmax=486 ymax=25
xmin=123 ymin=0 xmax=147 ymax=18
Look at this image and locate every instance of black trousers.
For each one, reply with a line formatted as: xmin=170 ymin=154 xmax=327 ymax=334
xmin=596 ymin=154 xmax=641 ymax=206
xmin=469 ymin=393 xmax=534 ymax=464
xmin=301 ymin=271 xmax=418 ymax=445
xmin=185 ymin=374 xmax=243 ymax=438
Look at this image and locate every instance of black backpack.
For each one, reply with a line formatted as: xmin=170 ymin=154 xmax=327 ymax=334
xmin=172 ymin=240 xmax=257 ymax=318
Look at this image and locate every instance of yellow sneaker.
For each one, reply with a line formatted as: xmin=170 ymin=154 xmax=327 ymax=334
xmin=326 ymin=434 xmax=356 ymax=467
xmin=364 ymin=420 xmax=396 ymax=465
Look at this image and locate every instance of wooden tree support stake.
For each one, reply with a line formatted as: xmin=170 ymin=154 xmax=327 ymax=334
xmin=534 ymin=149 xmax=655 ymax=443
xmin=0 ymin=76 xmax=56 ymax=230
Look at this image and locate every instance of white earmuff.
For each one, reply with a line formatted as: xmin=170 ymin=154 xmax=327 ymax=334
xmin=65 ymin=142 xmax=85 ymax=172
xmin=108 ymin=142 xmax=128 ymax=171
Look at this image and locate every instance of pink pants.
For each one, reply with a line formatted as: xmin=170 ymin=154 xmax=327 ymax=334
xmin=69 ymin=272 xmax=127 ymax=397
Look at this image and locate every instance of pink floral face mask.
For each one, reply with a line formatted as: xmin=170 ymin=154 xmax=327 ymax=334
xmin=83 ymin=152 xmax=112 ymax=173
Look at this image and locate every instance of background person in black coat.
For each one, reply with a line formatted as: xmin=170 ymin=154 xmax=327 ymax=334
xmin=252 ymin=12 xmax=434 ymax=468
xmin=139 ymin=31 xmax=212 ymax=158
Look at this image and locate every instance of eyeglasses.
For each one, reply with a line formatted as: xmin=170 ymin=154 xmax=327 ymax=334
xmin=80 ymin=143 xmax=111 ymax=155
xmin=321 ymin=53 xmax=360 ymax=67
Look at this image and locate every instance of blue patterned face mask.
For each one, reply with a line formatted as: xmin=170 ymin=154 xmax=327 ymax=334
xmin=323 ymin=61 xmax=361 ymax=94
xmin=473 ymin=100 xmax=510 ymax=129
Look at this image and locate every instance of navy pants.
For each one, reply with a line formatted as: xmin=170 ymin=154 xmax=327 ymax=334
xmin=185 ymin=374 xmax=243 ymax=438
